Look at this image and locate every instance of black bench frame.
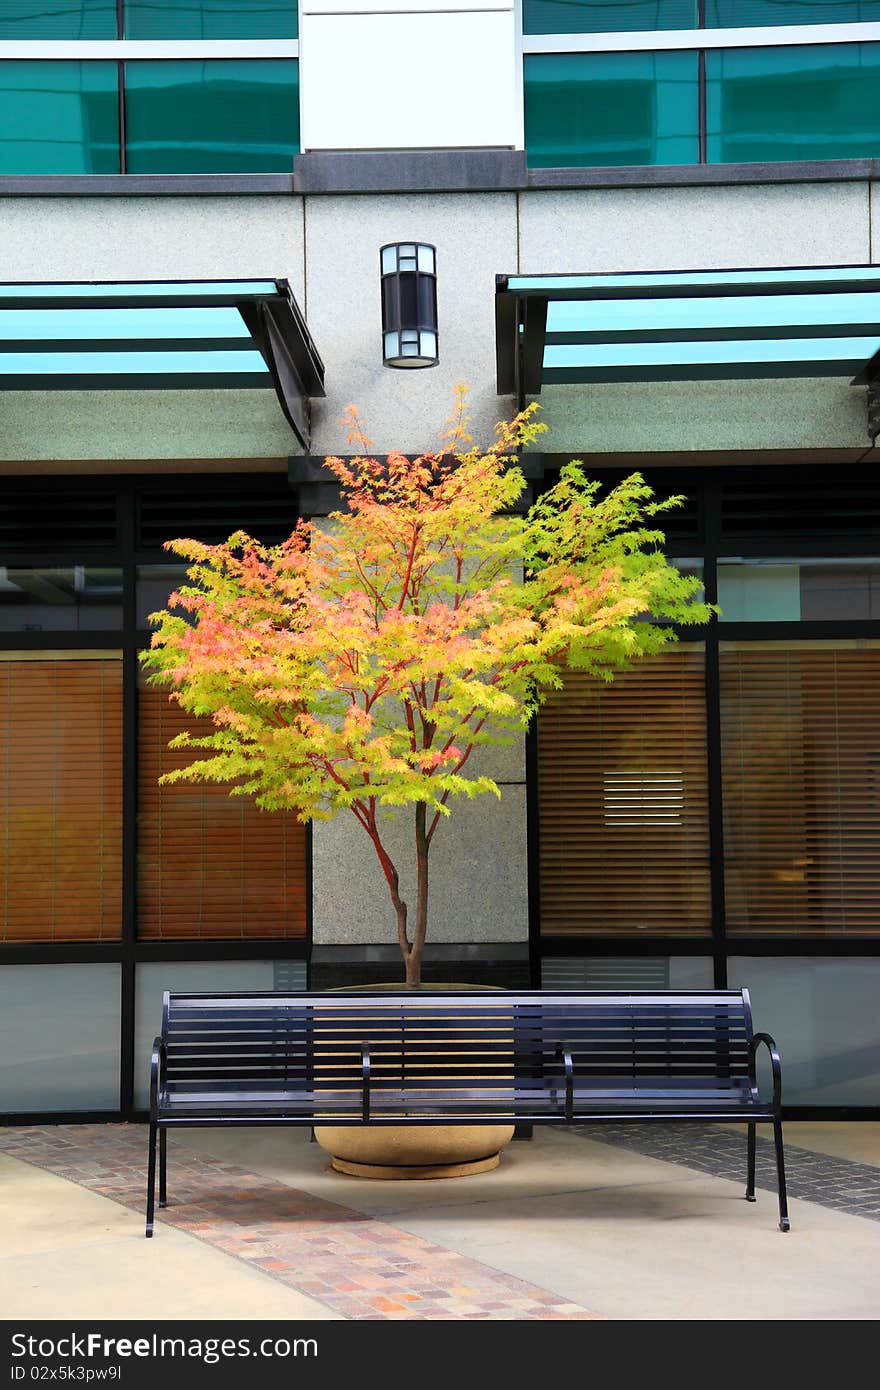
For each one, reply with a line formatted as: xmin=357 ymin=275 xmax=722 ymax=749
xmin=147 ymin=988 xmax=789 ymax=1236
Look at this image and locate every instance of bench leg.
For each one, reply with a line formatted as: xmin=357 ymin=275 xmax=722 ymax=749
xmin=774 ymin=1117 xmax=790 ymax=1232
xmin=745 ymin=1122 xmax=756 ymax=1201
xmin=145 ymin=1120 xmax=158 ymax=1238
xmin=159 ymin=1128 xmax=167 ymax=1208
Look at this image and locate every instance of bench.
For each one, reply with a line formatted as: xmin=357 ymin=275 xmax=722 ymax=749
xmin=147 ymin=987 xmax=789 ymax=1236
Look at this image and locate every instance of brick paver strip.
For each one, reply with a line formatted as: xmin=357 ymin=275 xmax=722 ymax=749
xmin=0 ymin=1126 xmax=602 ymax=1321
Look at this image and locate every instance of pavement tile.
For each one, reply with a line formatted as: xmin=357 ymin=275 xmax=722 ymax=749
xmin=0 ymin=1125 xmax=603 ymax=1322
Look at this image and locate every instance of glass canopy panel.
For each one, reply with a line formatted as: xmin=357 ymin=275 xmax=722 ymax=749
xmin=508 ymin=267 xmax=880 ymax=291
xmin=0 ymin=61 xmax=119 ymax=175
xmin=0 ymin=349 xmax=268 ymax=375
xmin=0 ymin=2 xmax=115 ymax=37
xmin=706 ymin=43 xmax=880 ymax=163
xmin=543 ymin=335 xmax=880 ymax=375
xmin=0 ymin=306 xmax=252 ymax=340
xmin=524 ymin=52 xmax=700 ymax=168
xmin=523 ymin=0 xmax=696 ymax=35
xmin=123 ymin=59 xmax=300 ymax=173
xmin=0 ymin=282 xmax=278 ymax=301
xmin=124 ymin=0 xmax=298 ymax=39
xmin=545 ymin=291 xmax=880 ymax=336
xmin=707 ymin=2 xmax=880 ymax=25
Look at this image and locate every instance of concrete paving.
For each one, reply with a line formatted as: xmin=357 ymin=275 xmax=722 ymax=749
xmin=181 ymin=1123 xmax=880 ymax=1321
xmin=2 ymin=1123 xmax=878 ymax=1320
xmin=0 ymin=1152 xmax=341 ymax=1321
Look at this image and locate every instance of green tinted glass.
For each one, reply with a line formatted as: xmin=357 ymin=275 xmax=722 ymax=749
xmin=524 ymin=52 xmax=700 ymax=168
xmin=0 ymin=2 xmax=115 ymax=38
xmin=124 ymin=1 xmax=298 ymax=39
xmin=124 ymin=60 xmax=300 ymax=173
xmin=708 ymin=2 xmax=880 ymax=25
xmin=0 ymin=61 xmax=119 ymax=173
xmin=706 ymin=43 xmax=880 ymax=163
xmin=523 ymin=0 xmax=695 ymax=34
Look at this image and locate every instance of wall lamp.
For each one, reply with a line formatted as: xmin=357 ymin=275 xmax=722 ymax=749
xmin=380 ymin=242 xmax=438 ymax=369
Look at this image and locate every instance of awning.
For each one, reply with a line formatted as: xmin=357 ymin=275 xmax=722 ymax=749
xmin=495 ymin=267 xmax=880 ymax=409
xmin=0 ymin=279 xmax=325 ymax=449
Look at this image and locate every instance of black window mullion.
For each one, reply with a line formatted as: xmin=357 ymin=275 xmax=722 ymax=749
xmin=119 ymin=489 xmax=137 ymax=1113
xmin=703 ymin=476 xmax=728 ymax=987
xmin=118 ymin=60 xmax=127 ymax=176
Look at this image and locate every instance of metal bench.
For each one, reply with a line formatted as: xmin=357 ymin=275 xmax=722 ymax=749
xmin=147 ymin=987 xmax=789 ymax=1236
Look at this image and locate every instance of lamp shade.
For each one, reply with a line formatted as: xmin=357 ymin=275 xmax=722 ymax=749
xmin=380 ymin=243 xmax=438 ymax=369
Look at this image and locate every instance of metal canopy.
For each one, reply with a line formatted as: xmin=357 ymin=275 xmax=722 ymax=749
xmin=495 ymin=266 xmax=880 ymax=404
xmin=0 ymin=278 xmax=325 ymax=449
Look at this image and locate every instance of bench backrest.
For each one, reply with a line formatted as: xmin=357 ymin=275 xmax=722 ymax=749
xmin=160 ymin=989 xmax=755 ymax=1108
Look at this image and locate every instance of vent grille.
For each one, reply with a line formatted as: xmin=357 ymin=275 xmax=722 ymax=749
xmin=138 ymin=480 xmax=298 ymax=551
xmin=0 ymin=488 xmax=118 ymax=553
xmin=541 ymin=958 xmax=671 ymax=990
xmin=722 ymin=477 xmax=880 ymax=541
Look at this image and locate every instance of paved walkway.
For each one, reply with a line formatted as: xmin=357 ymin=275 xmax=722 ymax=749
xmin=1 ymin=1122 xmax=879 ymax=1320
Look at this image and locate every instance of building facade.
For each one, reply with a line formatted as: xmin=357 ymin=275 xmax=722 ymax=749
xmin=1 ymin=0 xmax=879 ymax=1120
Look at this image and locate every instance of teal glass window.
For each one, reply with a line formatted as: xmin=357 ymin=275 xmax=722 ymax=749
xmin=124 ymin=1 xmax=298 ymax=40
xmin=523 ymin=1 xmax=696 ymax=34
xmin=124 ymin=60 xmax=300 ymax=173
xmin=0 ymin=2 xmax=115 ymax=38
xmin=0 ymin=62 xmax=119 ymax=174
xmin=708 ymin=3 xmax=880 ymax=25
xmin=706 ymin=43 xmax=880 ymax=163
xmin=524 ymin=52 xmax=700 ymax=168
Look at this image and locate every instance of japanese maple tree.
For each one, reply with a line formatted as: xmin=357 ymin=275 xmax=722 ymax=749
xmin=141 ymin=391 xmax=711 ymax=986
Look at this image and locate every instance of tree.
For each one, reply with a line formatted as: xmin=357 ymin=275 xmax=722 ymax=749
xmin=141 ymin=390 xmax=713 ymax=986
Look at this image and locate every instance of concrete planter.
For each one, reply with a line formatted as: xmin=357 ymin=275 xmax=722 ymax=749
xmin=315 ymin=983 xmax=515 ymax=1180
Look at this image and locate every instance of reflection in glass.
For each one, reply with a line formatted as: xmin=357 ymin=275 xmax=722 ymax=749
xmin=124 ymin=59 xmax=300 ymax=173
xmin=125 ymin=0 xmax=297 ymax=39
xmin=523 ymin=0 xmax=696 ymax=35
xmin=718 ymin=557 xmax=880 ymax=621
xmin=0 ymin=61 xmax=119 ymax=174
xmin=0 ymin=1 xmax=115 ymax=38
xmin=708 ymin=2 xmax=880 ymax=25
xmin=706 ymin=43 xmax=880 ymax=163
xmin=136 ymin=564 xmax=190 ymax=629
xmin=525 ymin=51 xmax=700 ymax=168
xmin=0 ymin=566 xmax=123 ymax=631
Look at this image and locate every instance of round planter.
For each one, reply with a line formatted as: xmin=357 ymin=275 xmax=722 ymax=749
xmin=315 ymin=983 xmax=515 ymax=1180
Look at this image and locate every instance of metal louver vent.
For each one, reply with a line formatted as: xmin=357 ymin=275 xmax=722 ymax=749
xmin=0 ymin=487 xmax=118 ymax=552
xmin=138 ymin=479 xmax=298 ymax=551
xmin=722 ymin=476 xmax=880 ymax=541
xmin=541 ymin=958 xmax=671 ymax=990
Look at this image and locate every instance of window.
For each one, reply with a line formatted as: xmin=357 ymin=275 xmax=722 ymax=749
xmin=138 ymin=683 xmax=308 ymax=940
xmin=708 ymin=2 xmax=880 ymax=24
xmin=124 ymin=0 xmax=298 ymax=39
xmin=706 ymin=42 xmax=880 ymax=162
xmin=0 ymin=566 xmax=123 ymax=632
xmin=718 ymin=558 xmax=880 ymax=622
xmin=523 ymin=1 xmax=696 ymax=35
xmin=0 ymin=654 xmax=123 ymax=942
xmin=123 ymin=59 xmax=300 ymax=173
xmin=0 ymin=964 xmax=120 ymax=1112
xmin=538 ymin=647 xmax=711 ymax=935
xmin=524 ymin=51 xmax=700 ymax=168
xmin=0 ymin=61 xmax=119 ymax=174
xmin=0 ymin=2 xmax=115 ymax=39
xmin=720 ymin=641 xmax=880 ymax=935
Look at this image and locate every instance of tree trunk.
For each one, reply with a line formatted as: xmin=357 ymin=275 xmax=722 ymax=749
xmin=405 ymin=802 xmax=429 ymax=989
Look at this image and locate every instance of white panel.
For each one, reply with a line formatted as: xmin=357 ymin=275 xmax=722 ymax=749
xmin=300 ymin=12 xmax=518 ymax=151
xmin=0 ymin=40 xmax=298 ymax=58
xmin=523 ymin=22 xmax=880 ymax=53
xmin=305 ymin=0 xmax=510 ymax=10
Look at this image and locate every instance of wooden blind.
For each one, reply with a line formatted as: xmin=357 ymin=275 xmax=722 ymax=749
xmin=138 ymin=688 xmax=307 ymax=940
xmin=538 ymin=647 xmax=710 ymax=936
xmin=0 ymin=655 xmax=122 ymax=942
xmin=720 ymin=641 xmax=880 ymax=935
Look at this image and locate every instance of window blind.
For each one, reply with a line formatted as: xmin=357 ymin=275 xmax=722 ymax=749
xmin=537 ymin=646 xmax=710 ymax=936
xmin=138 ymin=687 xmax=307 ymax=940
xmin=720 ymin=641 xmax=880 ymax=935
xmin=0 ymin=654 xmax=122 ymax=942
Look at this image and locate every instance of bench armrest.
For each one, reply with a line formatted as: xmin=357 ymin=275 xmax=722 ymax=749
xmin=556 ymin=1042 xmax=574 ymax=1124
xmin=748 ymin=1032 xmax=782 ymax=1114
xmin=361 ymin=1044 xmax=371 ymax=1123
xmin=150 ymin=1036 xmax=167 ymax=1121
